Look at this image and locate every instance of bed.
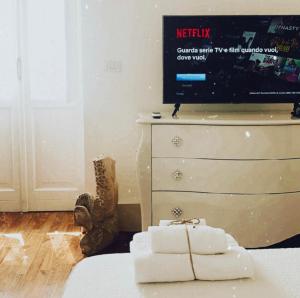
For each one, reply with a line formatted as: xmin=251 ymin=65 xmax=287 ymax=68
xmin=63 ymin=248 xmax=300 ymax=298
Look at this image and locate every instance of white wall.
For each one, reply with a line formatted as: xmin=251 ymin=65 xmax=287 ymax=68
xmin=81 ymin=0 xmax=299 ymax=204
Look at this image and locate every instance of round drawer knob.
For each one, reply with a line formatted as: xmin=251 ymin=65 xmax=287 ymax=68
xmin=171 ymin=136 xmax=183 ymax=147
xmin=171 ymin=207 xmax=183 ymax=218
xmin=172 ymin=169 xmax=183 ymax=181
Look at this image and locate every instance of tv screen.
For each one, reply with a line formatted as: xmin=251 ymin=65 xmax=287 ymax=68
xmin=163 ymin=15 xmax=300 ymax=104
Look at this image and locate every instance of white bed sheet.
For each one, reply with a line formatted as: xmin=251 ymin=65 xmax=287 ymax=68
xmin=63 ymin=248 xmax=300 ymax=298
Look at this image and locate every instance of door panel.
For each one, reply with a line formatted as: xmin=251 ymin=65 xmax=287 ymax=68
xmin=0 ymin=106 xmax=20 ymax=209
xmin=0 ymin=0 xmax=21 ymax=210
xmin=0 ymin=109 xmax=14 ymax=186
xmin=25 ymin=0 xmax=68 ymax=103
xmin=23 ymin=0 xmax=84 ymax=210
xmin=0 ymin=0 xmax=19 ymax=102
xmin=28 ymin=106 xmax=84 ymax=210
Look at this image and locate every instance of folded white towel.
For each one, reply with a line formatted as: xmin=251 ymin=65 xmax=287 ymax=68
xmin=148 ymin=225 xmax=228 ymax=254
xmin=159 ymin=218 xmax=206 ymax=226
xmin=226 ymin=233 xmax=239 ymax=248
xmin=149 ymin=225 xmax=189 ymax=254
xmin=132 ymin=231 xmax=239 ymax=248
xmin=130 ymin=232 xmax=194 ymax=283
xmin=130 ymin=232 xmax=254 ymax=283
xmin=193 ymin=246 xmax=254 ymax=281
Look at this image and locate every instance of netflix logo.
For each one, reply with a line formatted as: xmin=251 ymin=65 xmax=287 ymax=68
xmin=176 ymin=27 xmax=211 ymax=39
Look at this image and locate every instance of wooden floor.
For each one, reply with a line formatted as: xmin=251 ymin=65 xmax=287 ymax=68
xmin=0 ymin=212 xmax=83 ymax=298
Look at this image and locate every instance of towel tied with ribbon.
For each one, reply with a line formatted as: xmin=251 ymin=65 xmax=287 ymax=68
xmin=169 ymin=218 xmax=199 ymax=279
xmin=130 ymin=223 xmax=255 ymax=283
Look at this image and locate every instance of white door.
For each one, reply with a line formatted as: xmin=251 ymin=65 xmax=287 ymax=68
xmin=0 ymin=0 xmax=84 ymax=211
xmin=0 ymin=0 xmax=21 ymax=211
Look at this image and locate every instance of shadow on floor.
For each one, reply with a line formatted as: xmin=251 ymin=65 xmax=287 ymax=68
xmin=91 ymin=232 xmax=136 ymax=255
xmin=255 ymin=234 xmax=300 ymax=249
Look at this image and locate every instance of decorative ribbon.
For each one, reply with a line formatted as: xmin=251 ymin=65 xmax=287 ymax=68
xmin=168 ymin=218 xmax=201 ymax=226
xmin=168 ymin=218 xmax=200 ymax=280
xmin=184 ymin=224 xmax=196 ymax=280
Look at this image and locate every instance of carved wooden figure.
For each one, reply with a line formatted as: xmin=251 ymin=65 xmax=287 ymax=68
xmin=74 ymin=157 xmax=119 ymax=256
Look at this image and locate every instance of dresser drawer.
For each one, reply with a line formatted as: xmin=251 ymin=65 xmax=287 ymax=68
xmin=152 ymin=124 xmax=300 ymax=159
xmin=152 ymin=191 xmax=300 ymax=247
xmin=152 ymin=158 xmax=300 ymax=194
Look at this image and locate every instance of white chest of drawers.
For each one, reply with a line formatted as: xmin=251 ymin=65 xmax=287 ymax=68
xmin=137 ymin=112 xmax=300 ymax=247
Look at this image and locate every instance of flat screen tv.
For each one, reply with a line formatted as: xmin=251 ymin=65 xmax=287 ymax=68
xmin=163 ymin=15 xmax=300 ymax=104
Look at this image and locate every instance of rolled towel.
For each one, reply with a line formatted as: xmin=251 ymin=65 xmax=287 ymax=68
xmin=130 ymin=232 xmax=194 ymax=283
xmin=149 ymin=225 xmax=228 ymax=254
xmin=193 ymin=246 xmax=255 ymax=280
xmin=159 ymin=218 xmax=206 ymax=226
xmin=130 ymin=232 xmax=254 ymax=283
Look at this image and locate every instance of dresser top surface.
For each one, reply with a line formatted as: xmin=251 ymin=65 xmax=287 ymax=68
xmin=137 ymin=111 xmax=300 ymax=125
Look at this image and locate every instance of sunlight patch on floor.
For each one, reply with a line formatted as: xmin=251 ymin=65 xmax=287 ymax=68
xmin=0 ymin=233 xmax=25 ymax=246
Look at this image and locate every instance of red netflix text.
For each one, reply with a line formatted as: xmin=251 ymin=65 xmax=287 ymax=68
xmin=176 ymin=28 xmax=211 ymax=39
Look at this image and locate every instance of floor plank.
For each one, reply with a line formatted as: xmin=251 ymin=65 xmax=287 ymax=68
xmin=0 ymin=212 xmax=82 ymax=298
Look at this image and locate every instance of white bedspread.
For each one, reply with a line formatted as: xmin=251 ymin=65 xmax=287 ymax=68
xmin=63 ymin=248 xmax=300 ymax=298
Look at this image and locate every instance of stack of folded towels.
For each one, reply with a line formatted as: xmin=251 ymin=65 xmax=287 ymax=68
xmin=130 ymin=219 xmax=254 ymax=283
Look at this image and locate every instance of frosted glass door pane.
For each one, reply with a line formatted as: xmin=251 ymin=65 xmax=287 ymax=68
xmin=0 ymin=0 xmax=18 ymax=102
xmin=26 ymin=0 xmax=67 ymax=102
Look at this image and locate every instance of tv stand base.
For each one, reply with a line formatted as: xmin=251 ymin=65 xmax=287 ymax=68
xmin=172 ymin=103 xmax=181 ymax=118
xmin=291 ymin=102 xmax=300 ymax=118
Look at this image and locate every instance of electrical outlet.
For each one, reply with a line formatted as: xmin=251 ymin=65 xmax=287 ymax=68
xmin=105 ymin=60 xmax=122 ymax=73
